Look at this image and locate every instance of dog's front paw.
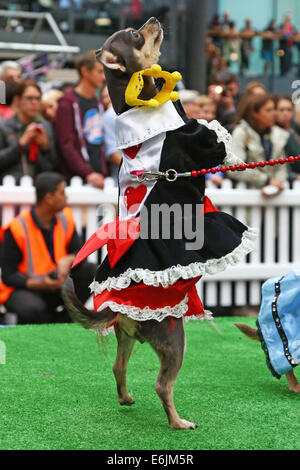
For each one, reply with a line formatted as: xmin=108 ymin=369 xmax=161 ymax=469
xmin=170 ymin=419 xmax=197 ymax=430
xmin=118 ymin=394 xmax=135 ymax=406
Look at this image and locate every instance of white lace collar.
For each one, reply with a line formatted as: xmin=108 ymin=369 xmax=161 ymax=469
xmin=115 ymin=100 xmax=185 ymax=149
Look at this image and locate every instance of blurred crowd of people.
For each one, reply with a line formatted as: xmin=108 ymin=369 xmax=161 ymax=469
xmin=1 ymin=48 xmax=300 ymax=324
xmin=0 ymin=53 xmax=120 ymax=189
xmin=207 ymin=12 xmax=300 ymax=78
xmin=0 ymin=51 xmax=300 ymax=196
xmin=179 ymin=71 xmax=300 ymax=190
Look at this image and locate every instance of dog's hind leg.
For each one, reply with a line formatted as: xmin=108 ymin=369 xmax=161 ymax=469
xmin=113 ymin=322 xmax=136 ymax=406
xmin=139 ymin=317 xmax=197 ymax=430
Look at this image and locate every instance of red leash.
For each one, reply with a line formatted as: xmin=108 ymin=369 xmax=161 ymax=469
xmin=192 ymin=155 xmax=300 ymax=176
xmin=131 ymin=155 xmax=300 ymax=182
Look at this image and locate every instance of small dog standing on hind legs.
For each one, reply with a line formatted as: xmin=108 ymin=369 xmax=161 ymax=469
xmin=63 ymin=17 xmax=258 ymax=429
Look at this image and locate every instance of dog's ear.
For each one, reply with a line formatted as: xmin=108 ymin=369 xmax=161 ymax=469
xmin=96 ymin=49 xmax=126 ymax=73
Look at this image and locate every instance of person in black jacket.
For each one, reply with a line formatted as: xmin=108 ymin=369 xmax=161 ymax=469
xmin=0 ymin=79 xmax=58 ymax=183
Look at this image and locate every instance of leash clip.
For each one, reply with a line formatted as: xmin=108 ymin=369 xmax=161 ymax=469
xmin=131 ymin=169 xmax=180 ymax=183
xmin=139 ymin=170 xmax=166 ymax=182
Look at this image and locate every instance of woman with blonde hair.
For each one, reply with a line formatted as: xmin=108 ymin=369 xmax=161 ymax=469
xmin=41 ymin=89 xmax=63 ymax=124
xmin=197 ymin=95 xmax=216 ymax=122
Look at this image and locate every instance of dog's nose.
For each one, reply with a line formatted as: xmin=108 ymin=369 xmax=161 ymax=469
xmin=138 ymin=16 xmax=161 ymax=34
xmin=147 ymin=17 xmax=159 ymax=24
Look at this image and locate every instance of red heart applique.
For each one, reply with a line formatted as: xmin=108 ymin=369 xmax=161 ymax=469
xmin=123 ymin=143 xmax=142 ymax=159
xmin=124 ymin=185 xmax=147 ymax=214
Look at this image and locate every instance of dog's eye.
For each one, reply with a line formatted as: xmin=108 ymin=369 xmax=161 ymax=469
xmin=131 ymin=31 xmax=140 ymax=39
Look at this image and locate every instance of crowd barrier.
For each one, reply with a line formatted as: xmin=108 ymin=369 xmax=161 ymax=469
xmin=1 ymin=175 xmax=300 ymax=308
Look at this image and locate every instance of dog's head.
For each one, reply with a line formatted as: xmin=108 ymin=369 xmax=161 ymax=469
xmin=95 ymin=17 xmax=163 ymax=76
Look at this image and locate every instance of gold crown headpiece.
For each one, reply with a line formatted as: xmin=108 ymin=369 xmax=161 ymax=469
xmin=125 ymin=64 xmax=182 ymax=109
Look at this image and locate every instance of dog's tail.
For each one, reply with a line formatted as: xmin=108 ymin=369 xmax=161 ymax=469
xmin=62 ymin=277 xmax=117 ymax=335
xmin=234 ymin=323 xmax=259 ymax=341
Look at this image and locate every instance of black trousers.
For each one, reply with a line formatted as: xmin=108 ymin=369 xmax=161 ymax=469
xmin=5 ymin=261 xmax=97 ymax=325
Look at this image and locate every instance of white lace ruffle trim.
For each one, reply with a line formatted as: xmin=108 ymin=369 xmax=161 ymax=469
xmin=94 ymin=307 xmax=214 ymax=336
xmin=96 ymin=294 xmax=189 ymax=322
xmin=89 ymin=226 xmax=258 ymax=295
xmin=197 ymin=119 xmax=243 ymax=166
xmin=184 ymin=311 xmax=214 ymax=323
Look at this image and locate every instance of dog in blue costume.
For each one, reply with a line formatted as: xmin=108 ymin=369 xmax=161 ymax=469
xmin=235 ymin=267 xmax=300 ymax=393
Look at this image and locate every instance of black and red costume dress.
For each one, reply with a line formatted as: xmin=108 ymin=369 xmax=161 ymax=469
xmin=88 ymin=100 xmax=258 ymax=332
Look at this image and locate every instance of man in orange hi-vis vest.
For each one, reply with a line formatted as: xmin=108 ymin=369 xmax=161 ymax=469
xmin=0 ymin=172 xmax=97 ymax=324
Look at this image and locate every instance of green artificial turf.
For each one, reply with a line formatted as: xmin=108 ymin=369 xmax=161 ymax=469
xmin=0 ymin=317 xmax=299 ymax=451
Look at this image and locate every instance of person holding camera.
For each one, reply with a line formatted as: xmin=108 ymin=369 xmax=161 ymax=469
xmin=0 ymin=79 xmax=58 ymax=183
xmin=0 ymin=172 xmax=97 ymax=324
xmin=208 ymin=71 xmax=241 ymax=133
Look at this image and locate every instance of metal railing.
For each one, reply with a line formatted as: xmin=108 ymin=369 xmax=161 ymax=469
xmin=0 ymin=10 xmax=80 ymax=54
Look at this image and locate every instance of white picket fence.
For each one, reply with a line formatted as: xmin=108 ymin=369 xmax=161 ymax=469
xmin=1 ymin=175 xmax=300 ymax=308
